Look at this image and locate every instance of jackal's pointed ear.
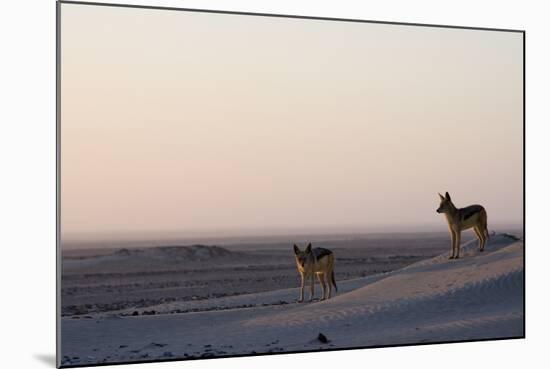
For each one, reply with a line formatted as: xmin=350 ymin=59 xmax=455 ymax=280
xmin=305 ymin=243 xmax=312 ymax=253
xmin=438 ymin=193 xmax=445 ymax=200
xmin=445 ymin=192 xmax=451 ymax=201
xmin=293 ymin=244 xmax=300 ymax=255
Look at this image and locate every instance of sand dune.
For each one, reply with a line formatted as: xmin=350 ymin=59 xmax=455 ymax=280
xmin=246 ymin=235 xmax=523 ymax=328
xmin=61 ymin=233 xmax=523 ymax=366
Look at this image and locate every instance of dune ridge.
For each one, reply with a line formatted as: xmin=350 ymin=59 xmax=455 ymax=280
xmin=245 ymin=235 xmax=523 ymax=329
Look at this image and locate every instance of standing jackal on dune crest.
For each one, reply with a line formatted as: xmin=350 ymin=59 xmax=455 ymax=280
xmin=436 ymin=191 xmax=490 ymax=259
xmin=293 ymin=243 xmax=338 ymax=302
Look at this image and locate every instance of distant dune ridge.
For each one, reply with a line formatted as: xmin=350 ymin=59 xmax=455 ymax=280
xmin=61 ymin=233 xmax=523 ymax=366
xmin=62 ymin=244 xmax=252 ymax=275
xmin=112 ymin=244 xmax=239 ymax=261
xmin=66 ymin=244 xmax=241 ymax=260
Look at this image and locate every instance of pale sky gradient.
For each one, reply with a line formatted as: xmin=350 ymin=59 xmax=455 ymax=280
xmin=60 ymin=4 xmax=523 ymax=241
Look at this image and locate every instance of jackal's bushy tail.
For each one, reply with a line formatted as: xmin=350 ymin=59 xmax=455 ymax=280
xmin=331 ymin=270 xmax=338 ymax=292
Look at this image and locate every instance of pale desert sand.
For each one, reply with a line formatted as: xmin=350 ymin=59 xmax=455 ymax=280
xmin=60 ymin=233 xmax=523 ymax=367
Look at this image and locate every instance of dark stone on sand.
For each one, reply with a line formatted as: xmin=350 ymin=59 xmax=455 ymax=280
xmin=318 ymin=333 xmax=329 ymax=343
xmin=150 ymin=342 xmax=167 ymax=347
xmin=132 ymin=311 xmax=139 ymax=316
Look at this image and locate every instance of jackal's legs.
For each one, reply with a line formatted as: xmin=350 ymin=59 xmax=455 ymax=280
xmin=309 ymin=272 xmax=315 ymax=301
xmin=455 ymin=231 xmax=461 ymax=259
xmin=327 ymin=271 xmax=333 ymax=299
xmin=474 ymin=227 xmax=484 ymax=251
xmin=481 ymin=226 xmax=487 ymax=251
xmin=298 ymin=274 xmax=305 ymax=302
xmin=450 ymin=231 xmax=457 ymax=259
xmin=317 ymin=273 xmax=327 ymax=300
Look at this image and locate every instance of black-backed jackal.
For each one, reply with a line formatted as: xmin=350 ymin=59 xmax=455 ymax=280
xmin=436 ymin=192 xmax=489 ymax=259
xmin=293 ymin=243 xmax=337 ymax=302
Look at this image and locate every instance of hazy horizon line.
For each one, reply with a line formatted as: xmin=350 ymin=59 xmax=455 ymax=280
xmin=62 ymin=221 xmax=524 ymax=236
xmin=61 ymin=222 xmax=524 ymax=249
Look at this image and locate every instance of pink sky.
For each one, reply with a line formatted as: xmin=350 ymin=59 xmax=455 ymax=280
xmin=60 ymin=4 xmax=523 ymax=240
